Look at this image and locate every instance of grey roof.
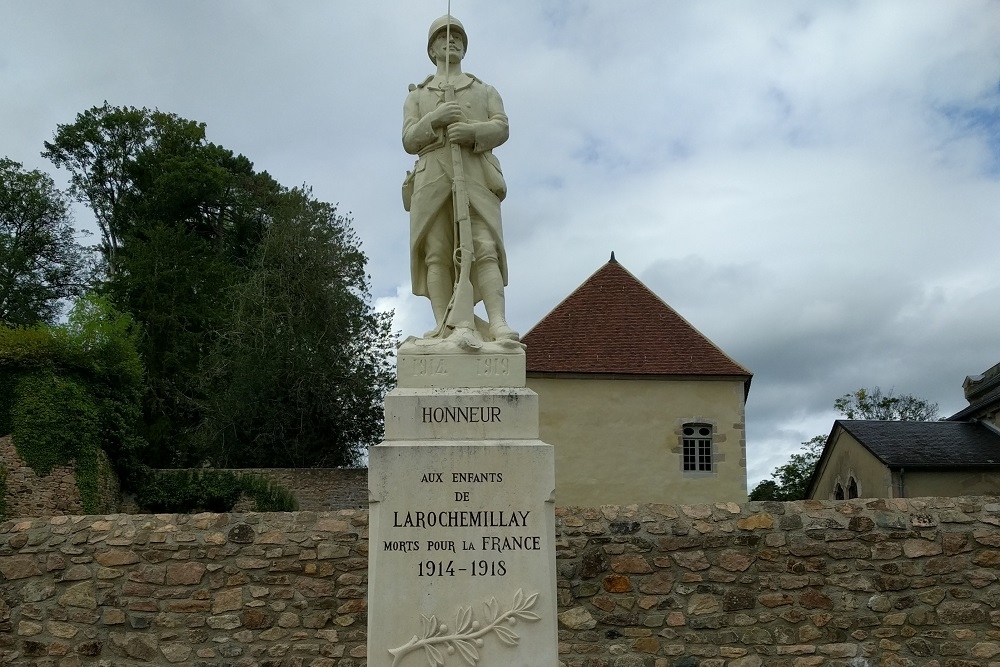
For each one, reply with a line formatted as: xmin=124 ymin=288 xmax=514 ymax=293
xmin=948 ymin=383 xmax=1000 ymax=421
xmin=837 ymin=419 xmax=1000 ymax=468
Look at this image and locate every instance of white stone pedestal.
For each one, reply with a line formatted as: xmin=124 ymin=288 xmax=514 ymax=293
xmin=368 ymin=349 xmax=559 ymax=666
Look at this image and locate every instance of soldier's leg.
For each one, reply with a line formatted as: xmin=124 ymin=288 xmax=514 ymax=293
xmin=423 ymin=211 xmax=454 ymax=333
xmin=471 ymin=225 xmax=519 ymax=342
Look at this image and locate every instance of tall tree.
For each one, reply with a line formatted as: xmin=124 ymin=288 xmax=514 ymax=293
xmin=0 ymin=158 xmax=95 ymax=326
xmin=195 ymin=189 xmax=394 ymax=468
xmin=44 ymin=104 xmax=281 ymax=464
xmin=43 ymin=104 xmax=393 ymax=469
xmin=834 ymin=386 xmax=939 ymax=421
xmin=108 ymin=223 xmax=233 ymax=466
xmin=41 ymin=102 xmax=206 ymax=275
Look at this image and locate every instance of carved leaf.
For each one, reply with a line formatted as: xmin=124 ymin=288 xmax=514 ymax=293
xmin=454 ymin=639 xmax=480 ymax=665
xmin=456 ymin=606 xmax=473 ymax=633
xmin=391 ymin=590 xmax=542 ymax=666
xmin=493 ymin=625 xmax=520 ymax=646
xmin=485 ymin=597 xmax=499 ymax=623
xmin=425 ymin=642 xmax=445 ymax=666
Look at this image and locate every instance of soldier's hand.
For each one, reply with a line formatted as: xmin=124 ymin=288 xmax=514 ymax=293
xmin=430 ymin=102 xmax=466 ymax=128
xmin=447 ymin=122 xmax=476 ymax=146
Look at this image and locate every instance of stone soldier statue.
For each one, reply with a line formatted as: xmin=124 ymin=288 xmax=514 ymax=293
xmin=402 ymin=15 xmax=518 ymax=347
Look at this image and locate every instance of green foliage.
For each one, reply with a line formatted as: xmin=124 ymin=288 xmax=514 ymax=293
xmin=61 ymin=294 xmax=147 ymax=485
xmin=0 ymin=295 xmax=146 ymax=510
xmin=134 ymin=469 xmax=297 ymax=513
xmin=0 ymin=157 xmax=96 ymax=327
xmin=42 ymin=102 xmax=209 ymax=275
xmin=109 ymin=224 xmax=232 ymax=466
xmin=195 ymin=189 xmax=395 ymax=468
xmin=11 ymin=369 xmax=100 ymax=474
xmin=834 ymin=386 xmax=939 ymax=421
xmin=44 ymin=103 xmax=394 ymax=470
xmin=749 ymin=435 xmax=825 ymax=501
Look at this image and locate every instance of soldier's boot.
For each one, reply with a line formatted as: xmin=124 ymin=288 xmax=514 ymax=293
xmin=477 ymin=260 xmax=519 ymax=342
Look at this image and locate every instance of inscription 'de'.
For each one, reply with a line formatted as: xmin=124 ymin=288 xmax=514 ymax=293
xmin=422 ymin=406 xmax=502 ymax=423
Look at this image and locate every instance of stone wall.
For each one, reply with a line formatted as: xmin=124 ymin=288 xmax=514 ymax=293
xmin=2 ymin=496 xmax=1000 ymax=666
xmin=0 ymin=436 xmax=84 ymax=519
xmin=0 ymin=510 xmax=370 ymax=666
xmin=230 ymin=469 xmax=367 ymax=512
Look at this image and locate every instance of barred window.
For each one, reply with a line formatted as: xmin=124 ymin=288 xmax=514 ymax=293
xmin=682 ymin=424 xmax=713 ymax=472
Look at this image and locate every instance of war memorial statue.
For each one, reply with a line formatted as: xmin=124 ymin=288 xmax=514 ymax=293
xmin=401 ymin=14 xmax=519 ymax=351
xmin=368 ymin=15 xmax=557 ymax=666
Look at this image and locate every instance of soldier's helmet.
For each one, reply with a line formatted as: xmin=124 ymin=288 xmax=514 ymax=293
xmin=427 ymin=15 xmax=468 ymax=64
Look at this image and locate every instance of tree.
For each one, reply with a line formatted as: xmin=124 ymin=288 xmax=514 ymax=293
xmin=0 ymin=158 xmax=95 ymax=326
xmin=106 ymin=218 xmax=250 ymax=466
xmin=43 ymin=104 xmax=394 ymax=469
xmin=750 ymin=386 xmax=938 ymax=500
xmin=749 ymin=435 xmax=825 ymax=501
xmin=41 ymin=102 xmax=207 ymax=275
xmin=194 ymin=189 xmax=395 ymax=468
xmin=44 ymin=104 xmax=282 ymax=464
xmin=834 ymin=386 xmax=938 ymax=421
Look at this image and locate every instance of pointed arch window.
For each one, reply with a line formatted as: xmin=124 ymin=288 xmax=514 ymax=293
xmin=848 ymin=477 xmax=859 ymax=499
xmin=834 ymin=483 xmax=845 ymax=500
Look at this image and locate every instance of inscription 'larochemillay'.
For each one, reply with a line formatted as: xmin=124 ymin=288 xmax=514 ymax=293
xmin=393 ymin=510 xmax=529 ymax=528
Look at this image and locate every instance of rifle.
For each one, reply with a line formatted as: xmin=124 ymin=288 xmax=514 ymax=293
xmin=439 ymin=83 xmax=477 ymax=341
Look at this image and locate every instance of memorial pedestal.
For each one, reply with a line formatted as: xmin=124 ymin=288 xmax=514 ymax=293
xmin=368 ymin=349 xmax=559 ymax=666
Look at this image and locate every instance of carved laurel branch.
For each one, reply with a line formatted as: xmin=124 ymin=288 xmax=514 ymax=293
xmin=388 ymin=589 xmax=541 ymax=667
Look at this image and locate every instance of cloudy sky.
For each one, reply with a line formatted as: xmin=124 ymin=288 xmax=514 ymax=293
xmin=3 ymin=1 xmax=998 ymax=487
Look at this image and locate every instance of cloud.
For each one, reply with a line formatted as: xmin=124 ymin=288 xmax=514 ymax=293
xmin=3 ymin=0 xmax=999 ymax=491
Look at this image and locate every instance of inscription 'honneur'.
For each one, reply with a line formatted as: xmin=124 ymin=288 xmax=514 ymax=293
xmin=422 ymin=406 xmax=502 ymax=423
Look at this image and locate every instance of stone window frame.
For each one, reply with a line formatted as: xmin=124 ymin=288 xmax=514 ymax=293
xmin=832 ymin=473 xmax=861 ymax=501
xmin=680 ymin=421 xmax=716 ymax=475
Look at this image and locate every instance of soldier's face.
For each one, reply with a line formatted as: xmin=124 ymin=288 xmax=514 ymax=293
xmin=431 ymin=30 xmax=465 ymax=64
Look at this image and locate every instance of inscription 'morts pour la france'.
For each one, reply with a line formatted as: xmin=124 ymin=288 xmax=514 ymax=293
xmin=422 ymin=406 xmax=501 ymax=423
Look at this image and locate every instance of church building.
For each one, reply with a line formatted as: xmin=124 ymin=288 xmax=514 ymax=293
xmin=523 ymin=255 xmax=752 ymax=506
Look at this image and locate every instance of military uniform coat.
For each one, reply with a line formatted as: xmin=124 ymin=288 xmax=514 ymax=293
xmin=402 ymin=72 xmax=509 ymax=297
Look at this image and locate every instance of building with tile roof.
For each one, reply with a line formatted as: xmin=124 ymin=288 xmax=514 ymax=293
xmin=523 ymin=254 xmax=752 ymax=505
xmin=807 ymin=361 xmax=1000 ymax=499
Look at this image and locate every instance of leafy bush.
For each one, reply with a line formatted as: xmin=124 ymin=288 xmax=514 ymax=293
xmin=0 ymin=294 xmax=146 ymax=511
xmin=134 ymin=469 xmax=297 ymax=513
xmin=11 ymin=370 xmax=99 ymax=474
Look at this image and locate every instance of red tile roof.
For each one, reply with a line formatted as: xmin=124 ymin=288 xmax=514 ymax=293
xmin=523 ymin=256 xmax=751 ymax=380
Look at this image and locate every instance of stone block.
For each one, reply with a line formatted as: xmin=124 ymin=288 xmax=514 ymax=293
xmin=396 ymin=351 xmax=526 ymax=388
xmin=367 ymin=440 xmax=557 ymax=666
xmin=383 ymin=387 xmax=539 ymax=441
